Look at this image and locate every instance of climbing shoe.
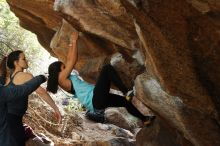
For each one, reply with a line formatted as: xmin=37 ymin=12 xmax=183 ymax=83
xmin=85 ymin=109 xmax=105 ymax=123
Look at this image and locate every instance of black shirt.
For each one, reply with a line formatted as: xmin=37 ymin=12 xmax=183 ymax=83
xmin=0 ymin=75 xmax=46 ymax=146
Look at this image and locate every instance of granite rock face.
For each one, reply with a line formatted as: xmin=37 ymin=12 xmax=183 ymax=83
xmin=6 ymin=0 xmax=220 ymax=146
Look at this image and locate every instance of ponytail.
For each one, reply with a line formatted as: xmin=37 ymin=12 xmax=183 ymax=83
xmin=0 ymin=56 xmax=8 ymax=84
xmin=47 ymin=61 xmax=62 ymax=94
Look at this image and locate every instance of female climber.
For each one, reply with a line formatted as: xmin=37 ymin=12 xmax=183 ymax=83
xmin=47 ymin=31 xmax=155 ymax=125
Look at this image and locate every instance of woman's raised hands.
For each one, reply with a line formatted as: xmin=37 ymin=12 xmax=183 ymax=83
xmin=69 ymin=31 xmax=78 ymax=47
xmin=70 ymin=31 xmax=79 ymax=41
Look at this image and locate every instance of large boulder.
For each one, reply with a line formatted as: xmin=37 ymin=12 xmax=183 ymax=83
xmin=6 ymin=0 xmax=220 ymax=146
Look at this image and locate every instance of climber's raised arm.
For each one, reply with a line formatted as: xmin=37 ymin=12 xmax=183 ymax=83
xmin=59 ymin=31 xmax=79 ymax=81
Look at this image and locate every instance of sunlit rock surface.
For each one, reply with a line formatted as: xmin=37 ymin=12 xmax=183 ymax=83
xmin=6 ymin=0 xmax=220 ymax=146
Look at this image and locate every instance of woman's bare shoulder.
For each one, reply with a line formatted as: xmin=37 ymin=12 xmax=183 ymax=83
xmin=13 ymin=72 xmax=34 ymax=84
xmin=18 ymin=72 xmax=33 ymax=78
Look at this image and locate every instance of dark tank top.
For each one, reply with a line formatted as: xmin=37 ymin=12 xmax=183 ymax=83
xmin=7 ymin=71 xmax=28 ymax=116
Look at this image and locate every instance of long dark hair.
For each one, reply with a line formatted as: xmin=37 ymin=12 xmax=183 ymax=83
xmin=7 ymin=50 xmax=23 ymax=69
xmin=0 ymin=56 xmax=8 ymax=84
xmin=0 ymin=50 xmax=23 ymax=83
xmin=47 ymin=61 xmax=63 ymax=93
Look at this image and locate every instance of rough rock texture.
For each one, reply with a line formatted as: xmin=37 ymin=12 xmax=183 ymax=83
xmin=25 ymin=95 xmax=138 ymax=146
xmin=6 ymin=0 xmax=220 ymax=146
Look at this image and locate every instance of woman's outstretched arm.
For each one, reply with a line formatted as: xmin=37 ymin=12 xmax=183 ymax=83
xmin=17 ymin=72 xmax=62 ymax=124
xmin=59 ymin=31 xmax=79 ymax=82
xmin=35 ymin=86 xmax=62 ymax=124
xmin=6 ymin=75 xmax=46 ymax=101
